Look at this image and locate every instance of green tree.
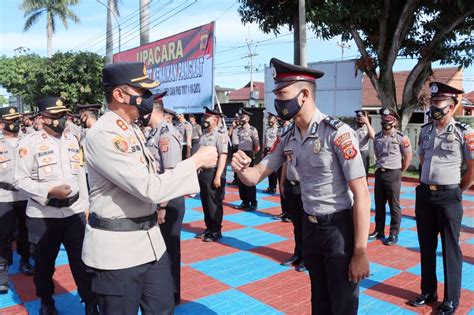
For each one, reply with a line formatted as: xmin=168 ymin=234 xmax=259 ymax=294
xmin=21 ymin=0 xmax=81 ymax=57
xmin=0 ymin=52 xmax=105 ymax=109
xmin=239 ymin=0 xmax=474 ymax=130
xmin=0 ymin=95 xmax=9 ymax=106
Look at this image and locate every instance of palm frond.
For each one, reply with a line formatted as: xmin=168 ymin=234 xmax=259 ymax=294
xmin=23 ymin=10 xmax=44 ymax=31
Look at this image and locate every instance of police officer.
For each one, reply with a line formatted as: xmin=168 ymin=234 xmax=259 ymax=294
xmin=263 ymin=112 xmax=279 ymax=194
xmin=369 ymin=108 xmax=412 ymax=245
xmin=82 ymin=62 xmax=217 ymax=314
xmin=175 ymin=110 xmax=193 ymax=160
xmin=19 ymin=111 xmax=37 ymax=136
xmin=273 ymin=119 xmax=292 ymax=222
xmin=14 ymin=97 xmax=95 ymax=315
xmin=232 ymin=58 xmax=370 ymax=315
xmin=0 ymin=107 xmax=33 ymax=295
xmin=352 ymin=110 xmax=375 ymax=176
xmin=408 ymin=82 xmax=473 ymax=314
xmin=164 ymin=108 xmax=176 ymax=124
xmin=195 ymin=107 xmax=228 ymax=242
xmin=228 ymin=116 xmax=240 ymax=185
xmin=189 ymin=114 xmax=202 ymax=155
xmin=234 ymin=108 xmax=260 ymax=211
xmin=279 ymin=160 xmax=305 ymax=272
xmin=140 ymin=92 xmax=186 ymax=305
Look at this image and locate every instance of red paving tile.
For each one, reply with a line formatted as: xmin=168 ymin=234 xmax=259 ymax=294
xmin=181 ymin=238 xmax=240 ymax=264
xmin=239 ymin=270 xmax=311 ymax=314
xmin=249 ymin=240 xmax=295 ymax=264
xmin=255 ymin=220 xmax=295 ymax=239
xmin=1 ymin=305 xmax=28 ymax=315
xmin=368 ymin=242 xmax=420 ymax=270
xmin=182 ymin=219 xmax=245 ymax=235
xmin=180 ymin=266 xmax=229 ymax=302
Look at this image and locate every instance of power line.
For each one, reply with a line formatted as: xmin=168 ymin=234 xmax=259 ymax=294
xmin=215 ymin=0 xmax=238 ymax=21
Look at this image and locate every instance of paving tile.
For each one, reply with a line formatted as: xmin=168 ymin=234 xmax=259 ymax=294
xmin=219 ymin=227 xmax=287 ymax=251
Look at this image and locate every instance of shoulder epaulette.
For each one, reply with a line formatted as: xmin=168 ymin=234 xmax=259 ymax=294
xmin=375 ymin=131 xmax=382 ymax=137
xmin=397 ymin=131 xmax=405 ymax=137
xmin=455 ymin=121 xmax=470 ymax=130
xmin=281 ymin=124 xmax=294 ymax=137
xmin=249 ymin=126 xmax=256 ymax=130
xmin=421 ymin=121 xmax=433 ymax=128
xmin=323 ymin=116 xmax=344 ymax=130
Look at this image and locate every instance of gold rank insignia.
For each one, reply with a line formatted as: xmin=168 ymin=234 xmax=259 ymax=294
xmin=56 ymin=99 xmax=63 ymax=107
xmin=116 ymin=119 xmax=128 ymax=131
xmin=9 ymin=108 xmax=16 ymax=114
xmin=313 ymin=138 xmax=321 ymax=153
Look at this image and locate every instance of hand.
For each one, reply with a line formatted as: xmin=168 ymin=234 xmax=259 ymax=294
xmin=48 ymin=185 xmax=72 ymax=199
xmin=213 ymin=176 xmax=221 ymax=188
xmin=231 ymin=150 xmax=251 ymax=173
xmin=359 ymin=115 xmax=370 ymax=125
xmin=157 ymin=210 xmax=166 ymax=224
xmin=192 ymin=146 xmax=218 ymax=169
xmin=348 ymin=250 xmax=370 ymax=283
xmin=85 ymin=209 xmax=90 ymax=221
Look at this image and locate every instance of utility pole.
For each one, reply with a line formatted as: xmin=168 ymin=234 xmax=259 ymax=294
xmin=337 ymin=41 xmax=351 ymax=60
xmin=244 ymin=39 xmax=258 ymax=92
xmin=139 ymin=0 xmax=150 ymax=45
xmin=297 ymin=0 xmax=307 ymax=66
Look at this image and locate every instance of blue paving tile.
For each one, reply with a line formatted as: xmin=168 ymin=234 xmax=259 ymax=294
xmin=358 ymin=293 xmax=417 ymax=314
xmin=219 ymin=227 xmax=286 ymax=251
xmin=0 ymin=281 xmax=22 ymax=308
xmin=181 ymin=229 xmax=196 ymax=241
xmin=24 ymin=291 xmax=84 ymax=315
xmin=55 ymin=245 xmax=70 ymax=266
xmin=183 ymin=209 xmax=204 ymax=223
xmin=462 ymin=216 xmax=474 ymax=229
xmin=400 ymin=216 xmax=417 ymax=229
xmin=190 ymin=252 xmax=289 ymax=287
xmin=394 ymin=229 xmax=420 ymax=249
xmin=462 ymin=194 xmax=474 ymax=202
xmin=400 ymin=193 xmax=417 ymax=200
xmin=360 ymin=262 xmax=402 ymax=291
xmin=466 ymin=237 xmax=474 ymax=245
xmin=225 ymin=211 xmax=275 ymax=227
xmin=185 ymin=198 xmax=204 ymax=209
xmin=407 ymin=258 xmax=474 ymax=291
xmin=175 ymin=289 xmax=283 ymax=314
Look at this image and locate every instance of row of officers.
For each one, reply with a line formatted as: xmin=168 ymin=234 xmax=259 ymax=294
xmin=0 ymin=58 xmax=471 ymax=315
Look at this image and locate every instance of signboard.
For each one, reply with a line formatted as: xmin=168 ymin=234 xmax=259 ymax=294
xmin=114 ymin=22 xmax=215 ymax=113
xmin=265 ymin=59 xmax=363 ymax=117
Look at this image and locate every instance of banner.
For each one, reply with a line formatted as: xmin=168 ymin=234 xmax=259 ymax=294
xmin=114 ymin=22 xmax=214 ymax=113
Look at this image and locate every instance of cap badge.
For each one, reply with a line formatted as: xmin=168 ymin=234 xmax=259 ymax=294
xmin=383 ymin=108 xmax=390 ymax=115
xmin=270 ymin=65 xmax=277 ymax=79
xmin=430 ymin=84 xmax=438 ymax=94
xmin=143 ymin=65 xmax=147 ymax=76
xmin=9 ymin=108 xmax=15 ymax=114
xmin=56 ymin=99 xmax=63 ymax=107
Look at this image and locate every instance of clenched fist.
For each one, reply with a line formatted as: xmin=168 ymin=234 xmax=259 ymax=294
xmin=231 ymin=150 xmax=252 ymax=173
xmin=192 ymin=146 xmax=218 ymax=169
xmin=48 ymin=184 xmax=72 ymax=199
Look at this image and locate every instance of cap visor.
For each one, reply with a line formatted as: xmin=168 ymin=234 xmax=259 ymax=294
xmin=272 ymin=80 xmax=298 ymax=92
xmin=44 ymin=107 xmax=70 ymax=114
xmin=129 ymin=78 xmax=161 ymax=89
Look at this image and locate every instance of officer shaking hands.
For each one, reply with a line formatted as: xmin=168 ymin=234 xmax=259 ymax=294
xmin=408 ymin=82 xmax=474 ymax=315
xmin=82 ymin=62 xmax=217 ymax=315
xmin=232 ymin=58 xmax=370 ymax=315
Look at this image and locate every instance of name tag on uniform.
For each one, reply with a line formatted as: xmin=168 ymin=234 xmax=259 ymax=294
xmin=313 ymin=138 xmax=321 ymax=153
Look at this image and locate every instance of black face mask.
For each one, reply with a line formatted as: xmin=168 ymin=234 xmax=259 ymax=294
xmin=44 ymin=116 xmax=67 ymax=134
xmin=429 ymin=104 xmax=450 ymax=120
xmin=138 ymin=113 xmax=152 ymax=127
xmin=3 ymin=120 xmax=20 ymax=133
xmin=274 ymin=91 xmax=303 ymax=121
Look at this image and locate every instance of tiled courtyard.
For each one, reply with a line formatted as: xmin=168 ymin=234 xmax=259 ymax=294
xmin=1 ymin=174 xmax=473 ymax=314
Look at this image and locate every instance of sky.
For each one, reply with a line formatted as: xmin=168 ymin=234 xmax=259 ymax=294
xmin=0 ymin=0 xmax=472 ymax=94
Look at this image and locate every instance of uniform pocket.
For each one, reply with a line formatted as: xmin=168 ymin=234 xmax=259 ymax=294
xmin=0 ymin=157 xmax=11 ymax=172
xmin=37 ymin=156 xmax=57 ymax=180
xmin=440 ymin=142 xmax=454 ymax=152
xmin=92 ymin=278 xmax=125 ymax=297
xmin=310 ymin=153 xmax=329 ymax=167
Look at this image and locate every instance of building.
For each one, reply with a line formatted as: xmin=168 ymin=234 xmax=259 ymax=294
xmin=228 ymin=81 xmax=265 ymax=108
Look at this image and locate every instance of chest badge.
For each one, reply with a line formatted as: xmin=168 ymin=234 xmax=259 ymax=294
xmin=313 ymin=138 xmax=321 ymax=154
xmin=447 ymin=133 xmax=455 ymax=142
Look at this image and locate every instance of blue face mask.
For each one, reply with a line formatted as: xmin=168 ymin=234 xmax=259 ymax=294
xmin=274 ymin=91 xmax=302 ymax=121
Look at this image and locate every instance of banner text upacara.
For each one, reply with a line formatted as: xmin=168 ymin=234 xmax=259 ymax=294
xmin=136 ymin=40 xmax=184 ymax=65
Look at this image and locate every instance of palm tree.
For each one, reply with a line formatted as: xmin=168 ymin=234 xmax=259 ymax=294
xmin=105 ymin=0 xmax=120 ymax=64
xmin=21 ymin=0 xmax=81 ymax=58
xmin=139 ymin=0 xmax=150 ymax=45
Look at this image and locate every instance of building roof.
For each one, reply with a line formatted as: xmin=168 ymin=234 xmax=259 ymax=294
xmin=228 ymin=81 xmax=265 ymax=101
xmin=465 ymin=91 xmax=474 ymax=105
xmin=362 ymin=67 xmax=463 ymax=107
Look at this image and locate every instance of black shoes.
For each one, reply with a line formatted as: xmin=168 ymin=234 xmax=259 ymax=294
xmin=194 ymin=230 xmax=210 ymax=239
xmin=20 ymin=259 xmax=34 ymax=275
xmin=39 ymin=303 xmax=58 ymax=315
xmin=383 ymin=234 xmax=398 ymax=246
xmin=437 ymin=300 xmax=459 ymax=315
xmin=248 ymin=202 xmax=258 ymax=211
xmin=295 ymin=261 xmax=306 ymax=272
xmin=263 ymin=187 xmax=276 ymax=194
xmin=281 ymin=255 xmax=301 ymax=267
xmin=203 ymin=232 xmax=222 ymax=242
xmin=368 ymin=231 xmax=385 ymax=240
xmin=234 ymin=202 xmax=249 ymax=210
xmin=85 ymin=302 xmax=100 ymax=315
xmin=408 ymin=292 xmax=438 ymax=307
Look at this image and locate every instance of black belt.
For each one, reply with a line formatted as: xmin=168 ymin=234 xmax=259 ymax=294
xmin=88 ymin=212 xmax=157 ymax=232
xmin=47 ymin=192 xmax=79 ymax=208
xmin=0 ymin=182 xmax=18 ymax=192
xmin=420 ymin=183 xmax=459 ymax=191
xmin=305 ymin=209 xmax=352 ymax=225
xmin=288 ymin=180 xmax=300 ymax=186
xmin=376 ymin=168 xmax=399 ymax=173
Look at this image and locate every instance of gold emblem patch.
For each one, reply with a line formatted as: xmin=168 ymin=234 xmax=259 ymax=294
xmin=112 ymin=136 xmax=129 ymax=153
xmin=19 ymin=147 xmax=28 ymax=158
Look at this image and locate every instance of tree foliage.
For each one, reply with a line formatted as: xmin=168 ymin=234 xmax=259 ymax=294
xmin=239 ymin=0 xmax=474 ymax=129
xmin=0 ymin=52 xmax=105 ymax=110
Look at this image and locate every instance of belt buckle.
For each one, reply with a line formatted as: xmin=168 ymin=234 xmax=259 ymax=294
xmin=429 ymin=185 xmax=438 ymax=191
xmin=308 ymin=215 xmax=319 ymax=224
xmin=380 ymin=168 xmax=386 ymax=172
xmin=290 ymin=181 xmax=296 ymax=185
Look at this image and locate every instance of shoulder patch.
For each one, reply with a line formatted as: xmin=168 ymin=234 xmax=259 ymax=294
xmin=323 ymin=116 xmax=344 ymax=130
xmin=112 ymin=136 xmax=129 ymax=153
xmin=455 ymin=121 xmax=470 ymax=130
